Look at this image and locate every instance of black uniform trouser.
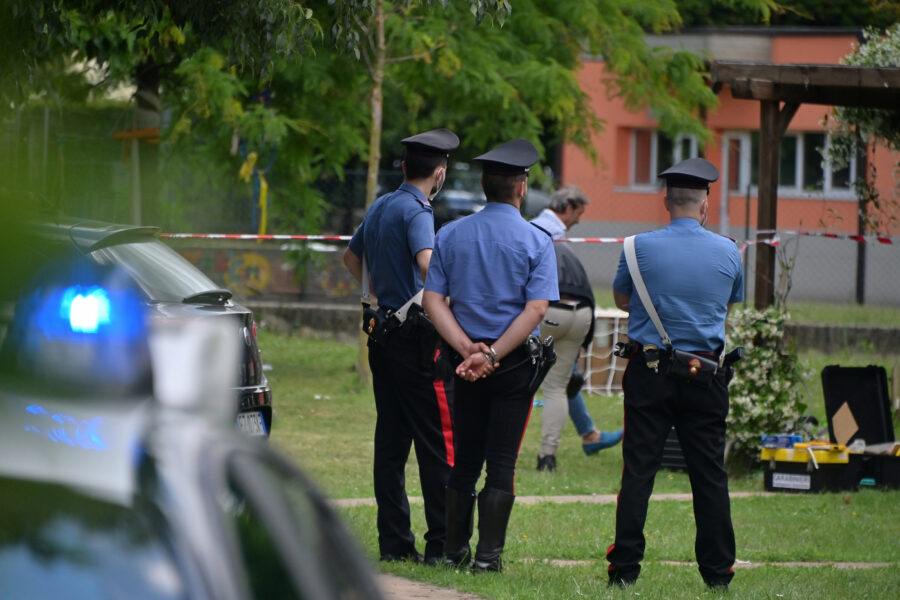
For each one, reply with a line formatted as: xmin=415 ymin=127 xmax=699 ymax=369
xmin=607 ymin=352 xmax=735 ymax=586
xmin=448 ymin=347 xmax=534 ymax=495
xmin=369 ymin=326 xmax=454 ymax=560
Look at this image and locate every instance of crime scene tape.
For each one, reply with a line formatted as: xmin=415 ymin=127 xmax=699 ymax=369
xmin=161 ymin=233 xmax=352 ymax=241
xmin=756 ymin=229 xmax=894 ymax=244
xmin=161 ymin=231 xmax=895 ymax=245
xmin=159 ymin=233 xmax=627 ymax=243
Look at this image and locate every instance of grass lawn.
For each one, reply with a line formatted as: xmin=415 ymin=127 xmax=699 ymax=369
xmin=261 ymin=330 xmax=900 ymax=600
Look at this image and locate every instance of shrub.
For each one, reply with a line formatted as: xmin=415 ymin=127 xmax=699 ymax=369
xmin=724 ymin=306 xmax=814 ymax=468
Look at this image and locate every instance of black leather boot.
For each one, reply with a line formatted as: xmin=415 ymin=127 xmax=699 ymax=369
xmin=472 ymin=487 xmax=515 ymax=573
xmin=442 ymin=487 xmax=476 ymax=567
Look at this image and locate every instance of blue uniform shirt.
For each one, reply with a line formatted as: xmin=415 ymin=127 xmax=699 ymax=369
xmin=425 ymin=202 xmax=559 ymax=340
xmin=348 ymin=183 xmax=434 ymax=310
xmin=613 ymin=218 xmax=744 ymax=352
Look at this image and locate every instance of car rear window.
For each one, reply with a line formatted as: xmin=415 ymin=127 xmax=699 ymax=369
xmin=0 ymin=479 xmax=187 ymax=600
xmin=90 ymin=240 xmax=220 ymax=303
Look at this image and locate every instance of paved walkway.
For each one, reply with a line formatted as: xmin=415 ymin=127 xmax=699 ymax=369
xmin=352 ymin=492 xmax=895 ymax=600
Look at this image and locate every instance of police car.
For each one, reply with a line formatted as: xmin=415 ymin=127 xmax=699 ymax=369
xmin=7 ymin=218 xmax=273 ymax=436
xmin=0 ymin=260 xmax=384 ymax=600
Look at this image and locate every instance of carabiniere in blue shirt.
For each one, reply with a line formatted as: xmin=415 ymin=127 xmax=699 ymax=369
xmin=348 ymin=182 xmax=435 ymax=310
xmin=425 ymin=202 xmax=558 ymax=341
xmin=613 ymin=218 xmax=744 ymax=353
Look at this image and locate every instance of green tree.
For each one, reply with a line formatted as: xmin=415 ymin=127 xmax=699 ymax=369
xmin=677 ymin=0 xmax=898 ymax=27
xmin=0 ymin=0 xmax=319 ymax=224
xmin=826 ymin=24 xmax=900 ymax=236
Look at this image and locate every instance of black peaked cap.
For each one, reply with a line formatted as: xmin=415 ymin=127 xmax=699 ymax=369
xmin=474 ymin=139 xmax=539 ymax=175
xmin=401 ymin=128 xmax=460 ymax=157
xmin=658 ymin=157 xmax=719 ymax=189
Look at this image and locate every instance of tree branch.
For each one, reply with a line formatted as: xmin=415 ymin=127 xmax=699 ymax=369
xmin=386 ymin=41 xmax=446 ymax=64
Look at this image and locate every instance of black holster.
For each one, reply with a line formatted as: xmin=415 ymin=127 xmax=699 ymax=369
xmin=525 ymin=335 xmax=556 ymax=397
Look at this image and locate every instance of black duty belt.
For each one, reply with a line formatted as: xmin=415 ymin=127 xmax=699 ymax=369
xmin=548 ymin=300 xmax=590 ymax=311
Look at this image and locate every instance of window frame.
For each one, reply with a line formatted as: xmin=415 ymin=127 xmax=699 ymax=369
xmin=726 ymin=130 xmax=858 ymax=200
xmin=628 ymin=129 xmax=699 ymax=190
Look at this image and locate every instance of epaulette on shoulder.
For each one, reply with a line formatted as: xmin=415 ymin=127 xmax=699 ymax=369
xmin=716 ymin=232 xmax=737 ymax=242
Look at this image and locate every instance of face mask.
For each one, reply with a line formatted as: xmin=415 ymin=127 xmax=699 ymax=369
xmin=429 ymin=168 xmax=446 ymax=201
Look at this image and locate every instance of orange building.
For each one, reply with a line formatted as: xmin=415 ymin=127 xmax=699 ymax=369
xmin=562 ymin=28 xmax=898 ymax=238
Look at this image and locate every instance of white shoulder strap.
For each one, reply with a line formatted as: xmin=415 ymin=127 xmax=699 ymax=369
xmin=624 ymin=235 xmax=671 ymax=348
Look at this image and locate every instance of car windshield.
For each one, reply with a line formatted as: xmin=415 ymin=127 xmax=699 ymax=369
xmin=90 ymin=240 xmax=219 ymax=303
xmin=0 ymin=479 xmax=187 ymax=600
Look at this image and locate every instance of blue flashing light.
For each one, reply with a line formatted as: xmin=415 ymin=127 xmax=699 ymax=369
xmin=28 ymin=282 xmax=146 ymax=342
xmin=61 ymin=286 xmax=111 ymax=333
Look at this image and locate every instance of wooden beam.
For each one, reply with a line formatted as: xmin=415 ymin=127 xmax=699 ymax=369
xmin=711 ymin=61 xmax=900 ymax=109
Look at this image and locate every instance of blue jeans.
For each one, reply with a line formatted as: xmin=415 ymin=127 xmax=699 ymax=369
xmin=567 ymin=362 xmax=595 ymax=437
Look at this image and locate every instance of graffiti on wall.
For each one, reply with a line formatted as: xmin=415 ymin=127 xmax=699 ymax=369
xmin=174 ymin=244 xmax=358 ymax=302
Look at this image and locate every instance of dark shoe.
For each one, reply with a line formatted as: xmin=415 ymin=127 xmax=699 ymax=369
xmin=443 ymin=487 xmax=476 ymax=567
xmin=607 ymin=564 xmax=639 ymax=587
xmin=583 ymin=429 xmax=623 ymax=455
xmin=380 ymin=550 xmax=424 ymax=563
xmin=705 ymin=580 xmax=730 ymax=592
xmin=566 ymin=370 xmax=586 ymax=399
xmin=536 ymin=454 xmax=557 ymax=472
xmin=423 ymin=554 xmax=444 ymax=566
xmin=472 ymin=488 xmax=515 ymax=573
xmin=607 ymin=576 xmax=637 ymax=588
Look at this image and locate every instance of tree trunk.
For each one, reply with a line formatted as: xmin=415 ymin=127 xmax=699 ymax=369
xmin=365 ymin=0 xmax=386 ymax=210
xmin=356 ymin=0 xmax=387 ymax=382
xmin=134 ymin=60 xmax=160 ymax=226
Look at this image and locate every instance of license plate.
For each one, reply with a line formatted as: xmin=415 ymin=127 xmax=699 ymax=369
xmin=237 ymin=412 xmax=267 ymax=436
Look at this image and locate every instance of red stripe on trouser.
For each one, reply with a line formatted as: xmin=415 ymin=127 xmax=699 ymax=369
xmin=434 ymin=378 xmax=454 ymax=468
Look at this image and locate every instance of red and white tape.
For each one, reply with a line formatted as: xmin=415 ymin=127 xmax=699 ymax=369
xmin=756 ymin=229 xmax=894 ymax=245
xmin=161 ymin=233 xmax=352 ymax=241
xmin=161 ymin=231 xmax=895 ymax=245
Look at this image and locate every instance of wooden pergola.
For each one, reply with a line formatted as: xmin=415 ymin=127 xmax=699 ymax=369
xmin=709 ymin=61 xmax=900 ymax=308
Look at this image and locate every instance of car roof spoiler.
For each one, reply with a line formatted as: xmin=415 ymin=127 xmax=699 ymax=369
xmin=30 ymin=219 xmax=161 ymax=254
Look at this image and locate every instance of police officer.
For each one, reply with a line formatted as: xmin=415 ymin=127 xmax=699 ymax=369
xmin=422 ymin=139 xmax=558 ymax=573
xmin=342 ymin=128 xmax=459 ymax=565
xmin=606 ymin=157 xmax=744 ymax=590
xmin=531 ymin=186 xmax=622 ymax=471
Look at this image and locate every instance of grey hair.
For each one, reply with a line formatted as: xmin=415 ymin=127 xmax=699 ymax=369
xmin=665 ymin=186 xmax=706 ymax=207
xmin=549 ymin=185 xmax=590 ymax=212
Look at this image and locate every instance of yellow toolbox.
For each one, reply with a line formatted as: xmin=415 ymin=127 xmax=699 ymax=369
xmin=760 ymin=443 xmax=852 ymax=493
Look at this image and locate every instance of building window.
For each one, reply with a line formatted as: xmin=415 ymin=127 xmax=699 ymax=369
xmin=630 ymin=130 xmax=698 ymax=187
xmin=748 ymin=132 xmax=856 ymax=196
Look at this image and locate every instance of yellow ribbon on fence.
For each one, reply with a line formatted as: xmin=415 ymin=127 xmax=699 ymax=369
xmin=238 ymin=151 xmax=258 ymax=182
xmin=257 ymin=170 xmax=268 ymax=239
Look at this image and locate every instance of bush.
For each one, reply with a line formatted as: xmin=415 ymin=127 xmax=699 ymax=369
xmin=724 ymin=306 xmax=814 ymax=468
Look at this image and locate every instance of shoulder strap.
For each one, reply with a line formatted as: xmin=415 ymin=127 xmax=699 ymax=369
xmin=624 ymin=235 xmax=671 ymax=348
xmin=530 ymin=221 xmax=553 ymax=238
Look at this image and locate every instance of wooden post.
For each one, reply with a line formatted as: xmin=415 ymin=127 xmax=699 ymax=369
xmin=755 ymin=101 xmax=779 ymax=309
xmin=855 ymin=146 xmax=868 ymax=305
xmin=754 ymin=99 xmax=799 ymax=309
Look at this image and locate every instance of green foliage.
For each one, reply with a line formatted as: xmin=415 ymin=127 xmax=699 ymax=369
xmin=826 ymin=24 xmax=900 ymax=236
xmin=829 ymin=25 xmax=900 ymax=164
xmin=677 ymin=0 xmax=898 ymax=27
xmin=0 ymin=0 xmax=318 ymax=100
xmin=725 ymin=306 xmax=815 ymax=468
